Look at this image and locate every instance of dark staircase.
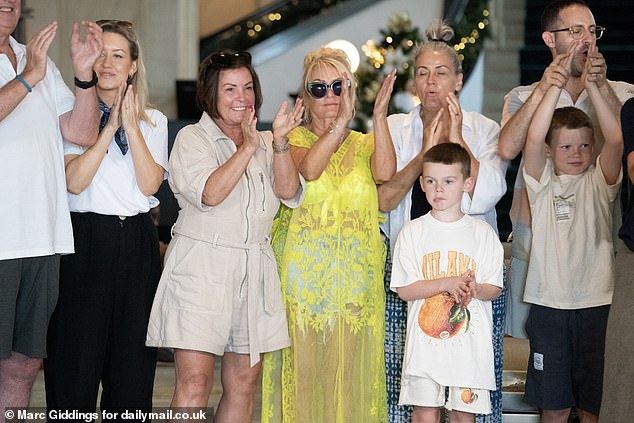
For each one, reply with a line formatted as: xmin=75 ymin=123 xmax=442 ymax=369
xmin=520 ymin=0 xmax=634 ymax=85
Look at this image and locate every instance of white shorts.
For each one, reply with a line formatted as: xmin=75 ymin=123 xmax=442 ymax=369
xmin=399 ymin=374 xmax=492 ymax=415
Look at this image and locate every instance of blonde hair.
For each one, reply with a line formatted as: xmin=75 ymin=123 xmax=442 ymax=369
xmin=98 ymin=20 xmax=153 ymax=125
xmin=300 ymin=46 xmax=357 ymax=123
xmin=413 ymin=19 xmax=462 ymax=76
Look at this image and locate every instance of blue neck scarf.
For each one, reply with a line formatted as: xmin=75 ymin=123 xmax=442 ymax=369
xmin=98 ymin=99 xmax=128 ymax=155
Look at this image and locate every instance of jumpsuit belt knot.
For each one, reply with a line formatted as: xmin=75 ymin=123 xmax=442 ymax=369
xmin=173 ymin=228 xmax=274 ymax=366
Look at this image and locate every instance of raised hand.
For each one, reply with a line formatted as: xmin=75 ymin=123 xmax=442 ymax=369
xmin=336 ymin=71 xmax=355 ymax=124
xmin=538 ymin=45 xmax=575 ymax=91
xmin=70 ymin=21 xmax=103 ymax=79
xmin=105 ymin=83 xmax=124 ymax=132
xmin=584 ymin=44 xmax=607 ymax=88
xmin=21 ymin=22 xmax=58 ymax=87
xmin=241 ymin=106 xmax=260 ymax=152
xmin=373 ymin=69 xmax=397 ymax=121
xmin=272 ymin=98 xmax=304 ymax=141
xmin=422 ymin=108 xmax=444 ymax=153
xmin=120 ymin=84 xmax=140 ymax=132
xmin=446 ymin=92 xmax=464 ymax=145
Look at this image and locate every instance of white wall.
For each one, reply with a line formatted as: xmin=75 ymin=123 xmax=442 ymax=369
xmin=20 ymin=0 xmax=489 ymax=121
xmin=24 ymin=0 xmax=199 ymax=119
xmin=254 ymin=0 xmax=444 ymax=121
xmin=460 ymin=51 xmax=484 ymax=113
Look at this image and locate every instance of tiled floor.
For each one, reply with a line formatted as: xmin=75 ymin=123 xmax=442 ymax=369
xmin=29 ymin=360 xmax=262 ymax=422
xmin=28 ymin=337 xmax=528 ymax=423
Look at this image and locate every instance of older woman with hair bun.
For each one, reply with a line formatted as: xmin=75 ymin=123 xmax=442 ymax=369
xmin=261 ymin=46 xmax=397 ymax=422
xmin=44 ymin=19 xmax=168 ymax=415
xmin=378 ymin=19 xmax=508 ymax=423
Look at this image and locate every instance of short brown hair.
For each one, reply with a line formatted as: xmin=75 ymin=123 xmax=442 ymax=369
xmin=197 ymin=50 xmax=263 ymax=119
xmin=423 ymin=143 xmax=471 ymax=178
xmin=545 ymin=106 xmax=594 ymax=146
xmin=541 ymin=0 xmax=590 ymax=32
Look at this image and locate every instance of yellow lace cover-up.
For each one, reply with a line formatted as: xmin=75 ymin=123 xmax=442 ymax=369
xmin=262 ymin=126 xmax=387 ymax=423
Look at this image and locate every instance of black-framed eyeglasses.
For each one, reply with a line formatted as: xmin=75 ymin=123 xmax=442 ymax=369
xmin=306 ymin=79 xmax=351 ymax=99
xmin=206 ymin=51 xmax=252 ymax=68
xmin=550 ymin=25 xmax=605 ymax=40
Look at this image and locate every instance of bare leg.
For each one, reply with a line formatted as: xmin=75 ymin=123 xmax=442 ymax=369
xmin=412 ymin=405 xmax=441 ymax=423
xmin=215 ymin=352 xmax=262 ymax=423
xmin=0 ymin=352 xmax=42 ymax=423
xmin=541 ymin=408 xmax=571 ymax=423
xmin=577 ymin=408 xmax=598 ymax=423
xmin=170 ymin=349 xmax=215 ymax=408
xmin=450 ymin=409 xmax=476 ymax=423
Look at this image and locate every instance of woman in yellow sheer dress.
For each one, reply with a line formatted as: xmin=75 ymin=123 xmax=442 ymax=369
xmin=261 ymin=47 xmax=396 ymax=422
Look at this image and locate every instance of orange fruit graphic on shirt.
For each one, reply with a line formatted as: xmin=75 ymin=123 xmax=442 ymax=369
xmin=461 ymin=389 xmax=478 ymax=404
xmin=418 ymin=292 xmax=470 ymax=339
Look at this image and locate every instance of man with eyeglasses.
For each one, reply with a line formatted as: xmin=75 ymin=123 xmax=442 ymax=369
xmin=498 ymin=0 xmax=634 ymax=422
xmin=0 ymin=1 xmax=102 ymax=419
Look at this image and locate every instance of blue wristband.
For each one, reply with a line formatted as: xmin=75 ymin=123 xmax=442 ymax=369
xmin=16 ymin=74 xmax=32 ymax=92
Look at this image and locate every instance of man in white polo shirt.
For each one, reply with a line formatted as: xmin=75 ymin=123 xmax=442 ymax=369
xmin=0 ymin=1 xmax=102 ymax=416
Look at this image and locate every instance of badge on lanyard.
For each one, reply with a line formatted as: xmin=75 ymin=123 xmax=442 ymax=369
xmin=554 ymin=193 xmax=575 ymax=222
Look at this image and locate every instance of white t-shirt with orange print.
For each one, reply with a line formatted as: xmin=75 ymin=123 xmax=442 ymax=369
xmin=391 ymin=213 xmax=504 ymax=390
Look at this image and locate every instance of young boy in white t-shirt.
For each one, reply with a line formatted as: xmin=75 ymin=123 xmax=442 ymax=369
xmin=391 ymin=142 xmax=504 ymax=422
xmin=521 ymin=44 xmax=623 ymax=422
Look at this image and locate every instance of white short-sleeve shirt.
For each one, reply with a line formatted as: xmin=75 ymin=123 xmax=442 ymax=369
xmin=64 ymin=108 xmax=169 ymax=216
xmin=0 ymin=37 xmax=75 ymax=260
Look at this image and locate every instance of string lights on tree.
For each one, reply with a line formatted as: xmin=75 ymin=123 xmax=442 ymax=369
xmin=354 ymin=1 xmax=490 ymax=131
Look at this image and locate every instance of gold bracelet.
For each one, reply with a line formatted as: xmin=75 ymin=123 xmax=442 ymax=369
xmin=328 ymin=120 xmax=346 ymax=143
xmin=328 ymin=120 xmax=343 ymax=135
xmin=272 ymin=141 xmax=290 ymax=153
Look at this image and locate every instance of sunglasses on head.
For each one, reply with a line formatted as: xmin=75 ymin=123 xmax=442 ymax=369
xmin=96 ymin=19 xmax=134 ymax=30
xmin=306 ymin=79 xmax=350 ymax=99
xmin=207 ymin=51 xmax=252 ymax=68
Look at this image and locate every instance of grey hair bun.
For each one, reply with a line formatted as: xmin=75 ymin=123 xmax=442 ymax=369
xmin=425 ymin=19 xmax=454 ymax=43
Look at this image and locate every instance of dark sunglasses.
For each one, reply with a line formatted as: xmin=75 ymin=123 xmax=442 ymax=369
xmin=207 ymin=51 xmax=252 ymax=68
xmin=306 ymin=79 xmax=350 ymax=99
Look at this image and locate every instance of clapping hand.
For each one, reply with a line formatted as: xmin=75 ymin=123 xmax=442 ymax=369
xmin=336 ymin=71 xmax=355 ymax=125
xmin=584 ymin=43 xmax=607 ymax=88
xmin=422 ymin=108 xmax=444 ymax=153
xmin=539 ymin=41 xmax=578 ymax=91
xmin=104 ymin=83 xmax=124 ymax=132
xmin=272 ymin=98 xmax=304 ymax=142
xmin=70 ymin=21 xmax=103 ymax=80
xmin=120 ymin=84 xmax=140 ymax=132
xmin=446 ymin=92 xmax=464 ymax=145
xmin=373 ymin=69 xmax=397 ymax=121
xmin=241 ymin=105 xmax=260 ymax=152
xmin=21 ymin=22 xmax=58 ymax=88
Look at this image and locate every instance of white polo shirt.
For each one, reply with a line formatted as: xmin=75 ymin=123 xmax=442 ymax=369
xmin=0 ymin=37 xmax=75 ymax=260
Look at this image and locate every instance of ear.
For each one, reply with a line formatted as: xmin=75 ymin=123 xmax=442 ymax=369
xmin=542 ymin=31 xmax=556 ymax=49
xmin=545 ymin=144 xmax=552 ymax=158
xmin=455 ymin=73 xmax=464 ymax=93
xmin=463 ymin=176 xmax=475 ymax=193
xmin=130 ymin=61 xmax=138 ymax=78
xmin=419 ymin=175 xmax=426 ymax=192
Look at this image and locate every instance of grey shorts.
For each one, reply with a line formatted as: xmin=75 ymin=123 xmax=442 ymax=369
xmin=0 ymin=255 xmax=60 ymax=358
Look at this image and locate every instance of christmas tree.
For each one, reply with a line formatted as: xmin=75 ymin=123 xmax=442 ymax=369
xmin=354 ymin=2 xmax=490 ymax=131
